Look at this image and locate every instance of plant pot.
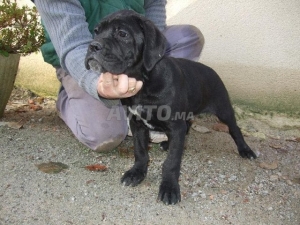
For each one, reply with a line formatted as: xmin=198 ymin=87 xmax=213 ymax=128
xmin=0 ymin=54 xmax=21 ymax=118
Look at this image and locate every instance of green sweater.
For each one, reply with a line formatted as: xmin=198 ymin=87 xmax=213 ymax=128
xmin=41 ymin=0 xmax=145 ymax=67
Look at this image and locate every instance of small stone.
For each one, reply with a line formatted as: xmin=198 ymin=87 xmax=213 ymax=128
xmin=255 ymin=177 xmax=260 ymax=183
xmin=200 ymin=193 xmax=206 ymax=199
xmin=267 ymin=207 xmax=273 ymax=211
xmin=191 ymin=124 xmax=211 ymax=133
xmin=270 ymin=175 xmax=279 ymax=182
xmin=252 ymin=132 xmax=266 ymax=139
xmin=286 ymin=180 xmax=293 ymax=185
xmin=219 ymin=174 xmax=226 ymax=179
xmin=228 ymin=175 xmax=237 ymax=182
xmin=192 ymin=192 xmax=198 ymax=197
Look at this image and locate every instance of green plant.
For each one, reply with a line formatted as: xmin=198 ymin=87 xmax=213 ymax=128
xmin=0 ymin=0 xmax=45 ymax=56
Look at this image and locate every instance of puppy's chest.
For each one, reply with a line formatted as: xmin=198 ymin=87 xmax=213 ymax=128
xmin=128 ymin=104 xmax=156 ymax=129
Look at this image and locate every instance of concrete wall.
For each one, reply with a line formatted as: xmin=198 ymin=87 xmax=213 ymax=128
xmin=17 ymin=0 xmax=300 ymax=117
xmin=166 ymin=0 xmax=300 ymax=116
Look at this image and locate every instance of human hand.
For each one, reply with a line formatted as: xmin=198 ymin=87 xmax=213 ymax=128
xmin=97 ymin=72 xmax=143 ymax=99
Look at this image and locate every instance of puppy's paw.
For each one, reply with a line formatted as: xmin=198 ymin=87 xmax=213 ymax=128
xmin=239 ymin=146 xmax=257 ymax=159
xmin=121 ymin=168 xmax=146 ymax=187
xmin=158 ymin=180 xmax=181 ymax=205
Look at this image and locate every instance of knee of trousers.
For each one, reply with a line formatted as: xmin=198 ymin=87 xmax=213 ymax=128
xmin=180 ymin=25 xmax=205 ymax=60
xmin=75 ymin=119 xmax=128 ymax=152
xmin=164 ymin=24 xmax=205 ymax=60
xmin=188 ymin=25 xmax=205 ymax=52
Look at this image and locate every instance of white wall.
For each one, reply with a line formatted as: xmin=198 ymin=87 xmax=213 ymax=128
xmin=167 ymin=0 xmax=300 ymax=115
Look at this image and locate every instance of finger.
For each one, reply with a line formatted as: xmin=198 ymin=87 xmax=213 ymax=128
xmin=127 ymin=77 xmax=138 ymax=92
xmin=98 ymin=73 xmax=142 ymax=98
xmin=97 ymin=72 xmax=116 ymax=98
xmin=112 ymin=75 xmax=119 ymax=86
xmin=100 ymin=72 xmax=114 ymax=87
xmin=135 ymin=80 xmax=143 ymax=92
xmin=123 ymin=80 xmax=143 ymax=98
xmin=115 ymin=74 xmax=130 ymax=95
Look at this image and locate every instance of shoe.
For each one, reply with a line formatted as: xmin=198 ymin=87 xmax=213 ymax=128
xmin=149 ymin=130 xmax=168 ymax=143
xmin=127 ymin=128 xmax=168 ymax=143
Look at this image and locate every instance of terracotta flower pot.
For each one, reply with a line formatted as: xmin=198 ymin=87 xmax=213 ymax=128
xmin=0 ymin=54 xmax=20 ymax=118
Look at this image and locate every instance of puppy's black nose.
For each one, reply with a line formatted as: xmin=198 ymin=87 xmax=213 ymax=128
xmin=89 ymin=41 xmax=103 ymax=52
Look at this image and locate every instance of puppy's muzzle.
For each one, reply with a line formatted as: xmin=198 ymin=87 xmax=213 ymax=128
xmin=85 ymin=41 xmax=104 ymax=71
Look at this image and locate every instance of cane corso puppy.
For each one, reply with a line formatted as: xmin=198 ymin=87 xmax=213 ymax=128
xmin=85 ymin=10 xmax=257 ymax=205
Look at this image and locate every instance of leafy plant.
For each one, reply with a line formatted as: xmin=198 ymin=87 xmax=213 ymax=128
xmin=0 ymin=0 xmax=45 ymax=56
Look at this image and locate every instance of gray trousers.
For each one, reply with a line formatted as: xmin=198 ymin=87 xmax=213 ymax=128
xmin=56 ymin=25 xmax=205 ymax=151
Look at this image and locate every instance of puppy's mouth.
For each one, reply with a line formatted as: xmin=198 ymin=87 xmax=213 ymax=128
xmin=85 ymin=55 xmax=127 ymax=74
xmin=85 ymin=57 xmax=102 ymax=73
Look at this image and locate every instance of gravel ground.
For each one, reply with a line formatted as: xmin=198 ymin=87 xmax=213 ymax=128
xmin=0 ymin=88 xmax=299 ymax=225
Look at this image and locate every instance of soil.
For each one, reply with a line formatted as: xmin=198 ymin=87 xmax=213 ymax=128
xmin=0 ymin=87 xmax=299 ymax=225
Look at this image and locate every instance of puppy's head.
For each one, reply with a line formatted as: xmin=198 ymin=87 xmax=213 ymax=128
xmin=85 ymin=10 xmax=166 ymax=77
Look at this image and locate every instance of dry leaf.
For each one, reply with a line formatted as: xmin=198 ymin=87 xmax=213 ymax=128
xmin=36 ymin=162 xmax=69 ymax=174
xmin=86 ymin=179 xmax=96 ymax=185
xmin=291 ymin=177 xmax=300 ymax=184
xmin=36 ymin=97 xmax=45 ymax=104
xmin=191 ymin=124 xmax=211 ymax=133
xmin=212 ymin=123 xmax=229 ymax=133
xmin=29 ymin=104 xmax=43 ymax=111
xmin=28 ymin=99 xmax=35 ymax=104
xmin=259 ymin=161 xmax=278 ymax=170
xmin=286 ymin=137 xmax=300 ymax=142
xmin=0 ymin=121 xmax=23 ymax=129
xmin=118 ymin=147 xmax=134 ymax=158
xmin=220 ymin=190 xmax=227 ymax=195
xmin=243 ymin=198 xmax=250 ymax=203
xmin=269 ymin=144 xmax=282 ymax=149
xmin=85 ymin=164 xmax=107 ymax=172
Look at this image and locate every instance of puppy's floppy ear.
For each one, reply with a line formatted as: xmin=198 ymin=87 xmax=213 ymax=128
xmin=140 ymin=19 xmax=166 ymax=71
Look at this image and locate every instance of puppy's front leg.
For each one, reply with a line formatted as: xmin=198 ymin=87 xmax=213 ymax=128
xmin=158 ymin=120 xmax=187 ymax=205
xmin=121 ymin=116 xmax=150 ymax=186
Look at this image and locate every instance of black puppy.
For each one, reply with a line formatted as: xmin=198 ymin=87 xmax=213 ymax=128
xmin=85 ymin=10 xmax=257 ymax=205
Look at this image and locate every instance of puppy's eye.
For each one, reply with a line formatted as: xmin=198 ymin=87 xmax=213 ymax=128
xmin=118 ymin=30 xmax=128 ymax=38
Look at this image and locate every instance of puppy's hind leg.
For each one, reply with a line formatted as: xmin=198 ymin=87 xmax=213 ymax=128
xmin=214 ymin=100 xmax=257 ymax=159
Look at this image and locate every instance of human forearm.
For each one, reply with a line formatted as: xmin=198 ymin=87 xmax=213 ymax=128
xmin=34 ymin=0 xmax=102 ymax=101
